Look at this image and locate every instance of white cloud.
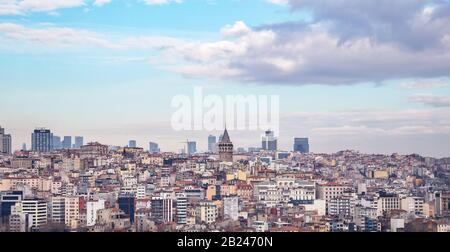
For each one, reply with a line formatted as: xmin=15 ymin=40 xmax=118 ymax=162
xmin=400 ymin=79 xmax=450 ymax=89
xmin=220 ymin=21 xmax=251 ymax=38
xmin=93 ymin=0 xmax=111 ymax=7
xmin=0 ymin=22 xmax=118 ymax=48
xmin=266 ymin=0 xmax=289 ymax=5
xmin=281 ymin=108 xmax=450 ymax=137
xmin=409 ymin=94 xmax=450 ymax=107
xmin=0 ymin=0 xmax=86 ymax=15
xmin=141 ymin=0 xmax=183 ymax=5
xmin=0 ymin=22 xmax=187 ymax=50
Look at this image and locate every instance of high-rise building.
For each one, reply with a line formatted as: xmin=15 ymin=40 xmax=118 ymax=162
xmin=208 ymin=135 xmax=217 ymax=153
xmin=64 ymin=197 xmax=80 ymax=229
xmin=87 ymin=199 xmax=105 ymax=227
xmin=21 ymin=143 xmax=27 ymax=151
xmin=74 ymin=136 xmax=84 ymax=149
xmin=151 ymin=195 xmax=173 ymax=224
xmin=176 ymin=193 xmax=187 ymax=225
xmin=118 ymin=195 xmax=135 ymax=224
xmin=31 ymin=128 xmax=53 ymax=153
xmin=162 ymin=194 xmax=173 ymax=224
xmin=128 ymin=140 xmax=137 ymax=148
xmin=51 ymin=197 xmax=65 ymax=224
xmin=62 ymin=136 xmax=72 ymax=149
xmin=0 ymin=191 xmax=23 ymax=221
xmin=52 ymin=135 xmax=62 ymax=150
xmin=18 ymin=199 xmax=48 ymax=230
xmin=150 ymin=197 xmax=163 ymax=223
xmin=0 ymin=126 xmax=12 ymax=155
xmin=187 ymin=141 xmax=197 ymax=155
xmin=294 ymin=138 xmax=310 ymax=153
xmin=262 ymin=129 xmax=277 ymax=151
xmin=149 ymin=142 xmax=160 ymax=153
xmin=218 ymin=128 xmax=233 ymax=162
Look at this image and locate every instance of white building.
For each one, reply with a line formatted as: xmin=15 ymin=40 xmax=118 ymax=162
xmin=390 ymin=218 xmax=405 ymax=232
xmin=51 ymin=197 xmax=65 ymax=223
xmin=376 ymin=194 xmax=401 ymax=216
xmin=136 ymin=185 xmax=147 ymax=199
xmin=19 ymin=199 xmax=48 ymax=229
xmin=401 ymin=196 xmax=424 ymax=216
xmin=196 ymin=201 xmax=217 ymax=224
xmin=9 ymin=211 xmax=33 ymax=232
xmin=223 ymin=196 xmax=239 ymax=221
xmin=87 ymin=199 xmax=105 ymax=226
xmin=64 ymin=197 xmax=80 ymax=229
xmin=176 ymin=193 xmax=187 ymax=225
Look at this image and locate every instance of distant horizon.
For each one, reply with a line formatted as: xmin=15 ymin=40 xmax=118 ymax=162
xmin=3 ymin=125 xmax=449 ymax=159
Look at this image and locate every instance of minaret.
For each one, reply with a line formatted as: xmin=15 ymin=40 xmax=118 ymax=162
xmin=218 ymin=127 xmax=233 ymax=162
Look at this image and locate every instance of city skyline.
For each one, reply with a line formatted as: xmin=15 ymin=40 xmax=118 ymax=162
xmin=1 ymin=124 xmax=450 ymax=158
xmin=2 ymin=0 xmax=450 ymax=236
xmin=1 ymin=1 xmax=450 ymax=157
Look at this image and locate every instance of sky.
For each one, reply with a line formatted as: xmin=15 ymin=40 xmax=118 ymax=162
xmin=1 ymin=0 xmax=450 ymax=157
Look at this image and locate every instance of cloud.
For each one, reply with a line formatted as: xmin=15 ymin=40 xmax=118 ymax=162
xmin=280 ymin=108 xmax=450 ymax=138
xmin=0 ymin=22 xmax=186 ymax=50
xmin=0 ymin=0 xmax=180 ymax=15
xmin=400 ymin=79 xmax=450 ymax=89
xmin=141 ymin=0 xmax=183 ymax=5
xmin=267 ymin=0 xmax=289 ymax=5
xmin=279 ymin=0 xmax=449 ymax=50
xmin=220 ymin=21 xmax=251 ymax=38
xmin=159 ymin=1 xmax=450 ymax=85
xmin=0 ymin=0 xmax=86 ymax=15
xmin=93 ymin=0 xmax=111 ymax=7
xmin=409 ymin=94 xmax=450 ymax=107
xmin=0 ymin=22 xmax=118 ymax=48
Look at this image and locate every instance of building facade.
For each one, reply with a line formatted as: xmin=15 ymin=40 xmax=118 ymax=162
xmin=262 ymin=130 xmax=277 ymax=151
xmin=294 ymin=138 xmax=309 ymax=153
xmin=32 ymin=128 xmax=53 ymax=152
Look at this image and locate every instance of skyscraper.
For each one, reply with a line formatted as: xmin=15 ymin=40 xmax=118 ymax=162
xmin=262 ymin=129 xmax=277 ymax=151
xmin=187 ymin=141 xmax=197 ymax=155
xmin=129 ymin=140 xmax=137 ymax=148
xmin=208 ymin=135 xmax=217 ymax=153
xmin=294 ymin=138 xmax=310 ymax=153
xmin=74 ymin=136 xmax=83 ymax=149
xmin=52 ymin=135 xmax=62 ymax=150
xmin=62 ymin=136 xmax=72 ymax=149
xmin=32 ymin=128 xmax=53 ymax=153
xmin=149 ymin=142 xmax=160 ymax=153
xmin=218 ymin=128 xmax=233 ymax=162
xmin=0 ymin=126 xmax=12 ymax=155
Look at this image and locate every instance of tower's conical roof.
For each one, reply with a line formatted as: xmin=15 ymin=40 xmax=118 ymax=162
xmin=221 ymin=128 xmax=231 ymax=143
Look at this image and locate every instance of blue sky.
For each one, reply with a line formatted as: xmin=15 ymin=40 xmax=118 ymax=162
xmin=1 ymin=0 xmax=450 ymax=157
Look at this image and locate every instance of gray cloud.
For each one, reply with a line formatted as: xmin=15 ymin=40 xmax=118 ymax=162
xmin=409 ymin=94 xmax=450 ymax=107
xmin=165 ymin=0 xmax=450 ymax=85
xmin=285 ymin=0 xmax=450 ymax=50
